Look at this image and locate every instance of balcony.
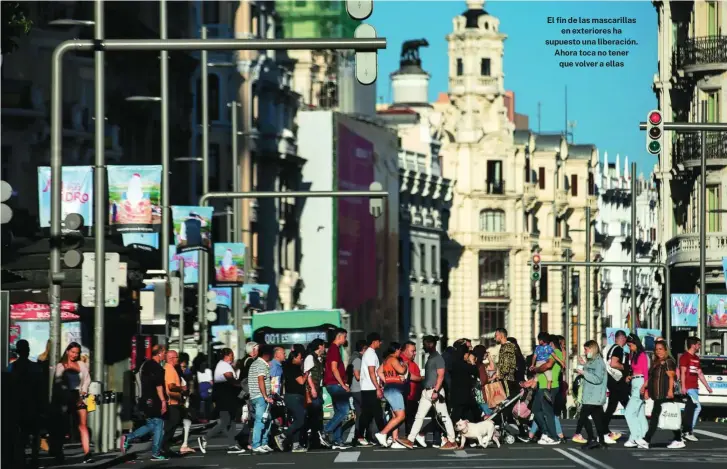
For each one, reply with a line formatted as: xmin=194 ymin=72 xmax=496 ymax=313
xmin=448 ymin=76 xmax=499 ymax=95
xmin=672 ymin=132 xmax=727 ymax=169
xmin=677 ymin=36 xmax=727 ymax=73
xmin=486 ymin=180 xmax=505 ymax=195
xmin=459 ymin=232 xmax=537 ymax=249
xmin=665 ymin=233 xmax=727 ymax=266
xmin=555 ymin=189 xmax=569 ymax=216
xmin=523 ymin=182 xmax=538 ymax=210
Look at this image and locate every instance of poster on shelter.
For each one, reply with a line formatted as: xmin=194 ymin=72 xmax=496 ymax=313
xmin=213 ymin=243 xmax=246 ymax=286
xmin=37 ymin=166 xmax=93 ymax=229
xmin=168 ymin=246 xmax=199 ymax=285
xmin=122 ymin=233 xmax=159 ymax=251
xmin=172 ymin=206 xmax=214 ymax=253
xmin=107 ymin=165 xmax=162 ymax=233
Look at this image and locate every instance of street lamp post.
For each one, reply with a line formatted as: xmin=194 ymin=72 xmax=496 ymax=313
xmin=160 ymin=0 xmax=171 ymax=277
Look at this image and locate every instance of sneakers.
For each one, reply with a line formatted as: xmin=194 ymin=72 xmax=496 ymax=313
xmin=635 ymin=439 xmax=649 ymax=449
xmin=415 ymin=434 xmax=428 ymax=448
xmin=603 ymin=435 xmax=617 ymax=445
xmin=667 ymin=440 xmax=686 ymax=449
xmin=517 ymin=436 xmax=533 ymax=443
xmin=439 ymin=441 xmax=458 ymax=450
xmin=261 ymin=445 xmax=275 ymax=452
xmin=375 ymin=433 xmax=390 ymax=448
xmin=396 ymin=438 xmax=414 ymax=449
xmin=683 ymin=432 xmax=699 ymax=442
xmin=538 ymin=435 xmax=560 ymax=445
xmin=150 ymin=454 xmax=169 ymax=461
xmin=274 ymin=434 xmax=287 ymax=451
xmin=318 ymin=431 xmax=332 ymax=448
xmin=292 ymin=444 xmax=307 ymax=453
xmin=252 ymin=447 xmax=269 ymax=455
xmin=608 ymin=432 xmax=622 ymax=441
xmin=198 ymin=436 xmax=207 ymax=454
xmin=571 ymin=434 xmax=587 ymax=444
xmin=356 ymin=438 xmax=372 ymax=447
xmin=227 ymin=445 xmax=246 ymax=454
xmin=390 ymin=441 xmax=406 ymax=449
xmin=332 ymin=443 xmax=352 ymax=450
xmin=623 ymin=440 xmax=638 ymax=448
xmin=120 ymin=435 xmax=131 ymax=454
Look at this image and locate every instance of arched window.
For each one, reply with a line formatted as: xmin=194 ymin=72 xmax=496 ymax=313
xmin=196 ymin=73 xmax=221 ymax=123
xmin=479 ymin=209 xmax=505 ymax=232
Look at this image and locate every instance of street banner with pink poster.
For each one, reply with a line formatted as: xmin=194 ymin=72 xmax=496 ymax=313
xmin=707 ymin=294 xmax=727 ymax=330
xmin=335 ymin=123 xmax=376 ymax=312
xmin=213 ymin=243 xmax=246 ymax=286
xmin=107 ymin=165 xmax=162 ymax=233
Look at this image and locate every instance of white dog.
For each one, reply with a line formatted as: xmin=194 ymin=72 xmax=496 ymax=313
xmin=455 ymin=419 xmax=500 ymax=449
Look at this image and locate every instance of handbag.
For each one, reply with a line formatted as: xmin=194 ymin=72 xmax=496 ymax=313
xmin=304 ymin=386 xmax=313 ymax=407
xmin=484 ymin=380 xmax=507 ymax=408
xmin=657 ymin=402 xmax=682 ymax=431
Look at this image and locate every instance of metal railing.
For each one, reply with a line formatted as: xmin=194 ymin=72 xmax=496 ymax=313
xmin=672 ymin=132 xmax=727 ymax=168
xmin=677 ymin=35 xmax=727 ymax=69
xmin=665 ymin=232 xmax=727 ymax=265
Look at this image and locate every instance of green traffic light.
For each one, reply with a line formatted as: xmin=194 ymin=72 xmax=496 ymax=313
xmin=648 ymin=141 xmax=661 ymax=154
xmin=531 ymin=273 xmax=541 ymax=281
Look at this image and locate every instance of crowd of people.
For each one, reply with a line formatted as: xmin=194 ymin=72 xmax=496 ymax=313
xmin=7 ymin=327 xmax=714 ymax=465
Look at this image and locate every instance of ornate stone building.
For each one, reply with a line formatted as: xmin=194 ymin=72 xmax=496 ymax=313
xmin=377 ymin=40 xmax=454 ymax=359
xmin=431 ymin=1 xmax=600 ymax=353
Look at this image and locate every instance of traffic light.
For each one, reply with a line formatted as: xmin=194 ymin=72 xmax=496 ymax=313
xmin=646 ymin=110 xmax=663 ymax=155
xmin=346 ymin=0 xmax=378 ymax=85
xmin=368 ymin=181 xmax=383 ymax=218
xmin=1 ymin=180 xmax=13 ymax=225
xmin=531 ymin=253 xmax=542 ymax=282
xmin=62 ymin=213 xmax=85 ymax=268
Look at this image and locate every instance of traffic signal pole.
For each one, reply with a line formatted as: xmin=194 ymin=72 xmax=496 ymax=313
xmin=196 ymin=189 xmax=389 ymax=353
xmin=640 ymin=117 xmax=726 ymax=345
xmin=48 ymin=36 xmax=387 ymax=380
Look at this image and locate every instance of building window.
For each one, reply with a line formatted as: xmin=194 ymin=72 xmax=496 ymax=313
xmin=603 ymin=269 xmax=611 ymax=283
xmin=410 ymin=244 xmax=416 ymax=276
xmin=479 ymin=303 xmax=506 ymax=336
xmin=480 ymin=58 xmax=491 ymax=76
xmin=479 ymin=209 xmax=505 ymax=232
xmin=707 ymin=185 xmax=722 ymax=232
xmin=538 ymin=167 xmax=546 ymax=189
xmin=431 ymin=245 xmax=438 ymax=277
xmin=539 ymin=267 xmax=549 ymax=302
xmin=196 ymin=73 xmax=221 ymax=122
xmin=431 ymin=299 xmax=437 ymax=331
xmin=620 ymin=222 xmax=626 ymax=236
xmin=623 ymin=269 xmax=629 ymax=284
xmin=707 ymin=0 xmax=717 ymax=36
xmin=420 ymin=243 xmax=426 ymax=276
xmin=421 ymin=298 xmax=426 ymax=332
xmin=486 ymin=160 xmax=503 ymax=194
xmin=556 ymin=219 xmax=562 ymax=238
xmin=706 ymin=91 xmax=720 ymax=123
xmin=588 ymin=172 xmax=595 ymax=195
xmin=478 ymin=251 xmax=509 ymax=298
xmin=525 ymin=158 xmax=531 ymax=183
xmin=571 ymin=174 xmax=578 ymax=197
xmin=456 ymin=58 xmax=463 ymax=76
xmin=539 ymin=311 xmax=548 ymax=333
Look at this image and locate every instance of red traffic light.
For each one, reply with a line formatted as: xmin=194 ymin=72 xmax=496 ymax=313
xmin=532 ymin=254 xmax=541 ymax=264
xmin=648 ymin=111 xmax=662 ymax=125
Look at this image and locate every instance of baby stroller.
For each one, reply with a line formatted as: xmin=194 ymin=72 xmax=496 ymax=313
xmin=483 ymin=388 xmax=534 ymax=445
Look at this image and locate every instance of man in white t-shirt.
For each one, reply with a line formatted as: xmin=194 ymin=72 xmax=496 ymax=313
xmin=356 ymin=332 xmax=385 ymax=444
xmin=198 ymin=349 xmax=244 ymax=454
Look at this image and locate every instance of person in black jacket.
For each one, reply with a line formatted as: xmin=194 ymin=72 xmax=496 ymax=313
xmin=448 ymin=343 xmax=479 ymax=423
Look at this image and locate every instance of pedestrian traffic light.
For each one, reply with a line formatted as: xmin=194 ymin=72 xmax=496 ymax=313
xmin=646 ymin=110 xmax=663 ymax=155
xmin=346 ymin=0 xmax=373 ymax=20
xmin=62 ymin=213 xmax=85 ymax=268
xmin=531 ymin=253 xmax=541 ymax=282
xmin=368 ymin=182 xmax=384 ymax=218
xmin=1 ymin=180 xmax=13 ymax=225
xmin=346 ymin=0 xmax=378 ymax=85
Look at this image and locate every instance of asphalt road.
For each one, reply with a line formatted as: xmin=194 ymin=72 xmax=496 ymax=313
xmin=105 ymin=420 xmax=727 ymax=469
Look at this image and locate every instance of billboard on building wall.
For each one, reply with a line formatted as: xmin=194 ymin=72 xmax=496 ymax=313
xmin=670 ymin=294 xmax=699 ymax=328
xmin=335 ymin=123 xmax=376 ymax=314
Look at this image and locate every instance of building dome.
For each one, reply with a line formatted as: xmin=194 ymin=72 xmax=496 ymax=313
xmin=463 ymin=0 xmax=487 ymax=28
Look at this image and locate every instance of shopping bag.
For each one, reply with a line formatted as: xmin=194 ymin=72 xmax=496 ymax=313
xmin=484 ymin=380 xmax=507 ymax=408
xmin=657 ymin=402 xmax=682 ymax=431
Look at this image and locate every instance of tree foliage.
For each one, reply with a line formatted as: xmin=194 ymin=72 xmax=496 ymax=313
xmin=2 ymin=2 xmax=33 ymax=55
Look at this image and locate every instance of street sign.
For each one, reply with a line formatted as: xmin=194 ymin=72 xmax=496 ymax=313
xmin=81 ymin=253 xmax=121 ymax=307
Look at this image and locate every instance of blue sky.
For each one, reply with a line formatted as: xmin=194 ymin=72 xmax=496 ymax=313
xmin=368 ymin=0 xmax=659 ymax=176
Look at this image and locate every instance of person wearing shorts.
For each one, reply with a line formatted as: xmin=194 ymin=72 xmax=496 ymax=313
xmin=374 ymin=343 xmax=414 ymax=449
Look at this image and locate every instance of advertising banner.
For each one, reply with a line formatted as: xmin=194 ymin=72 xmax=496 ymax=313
xmin=168 ymin=246 xmax=199 ymax=285
xmin=336 ymin=124 xmax=376 ymax=312
xmin=11 ymin=301 xmax=80 ymax=321
xmin=37 ymin=166 xmax=93 ymax=229
xmin=172 ymin=206 xmax=214 ymax=253
xmin=723 ymin=257 xmax=727 ymax=290
xmin=10 ymin=321 xmax=88 ymax=362
xmin=636 ymin=328 xmax=662 ymax=352
xmin=707 ymin=294 xmax=727 ymax=329
xmin=671 ymin=294 xmax=699 ymax=328
xmin=122 ymin=232 xmax=159 ymax=251
xmin=242 ymin=284 xmax=269 ymax=311
xmin=108 ymin=165 xmax=162 ymax=233
xmin=209 ymin=287 xmax=232 ymax=309
xmin=213 ymin=242 xmax=246 ymax=286
xmin=211 ymin=325 xmax=238 ymax=352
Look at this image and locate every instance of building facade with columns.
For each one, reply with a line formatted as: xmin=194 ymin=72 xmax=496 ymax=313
xmin=377 ymin=45 xmax=454 ymax=358
xmin=596 ymin=153 xmax=661 ymax=330
xmin=432 ymin=1 xmax=600 ymax=353
xmin=652 ymin=0 xmax=726 ymax=352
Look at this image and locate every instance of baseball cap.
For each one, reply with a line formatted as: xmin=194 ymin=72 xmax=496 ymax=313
xmin=366 ymin=332 xmax=382 ymax=345
xmin=422 ymin=335 xmax=440 ymax=344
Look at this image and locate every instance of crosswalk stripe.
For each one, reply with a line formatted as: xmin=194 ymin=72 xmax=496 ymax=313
xmin=335 ymin=451 xmax=361 ymax=462
xmin=694 ymin=429 xmax=727 ymax=441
